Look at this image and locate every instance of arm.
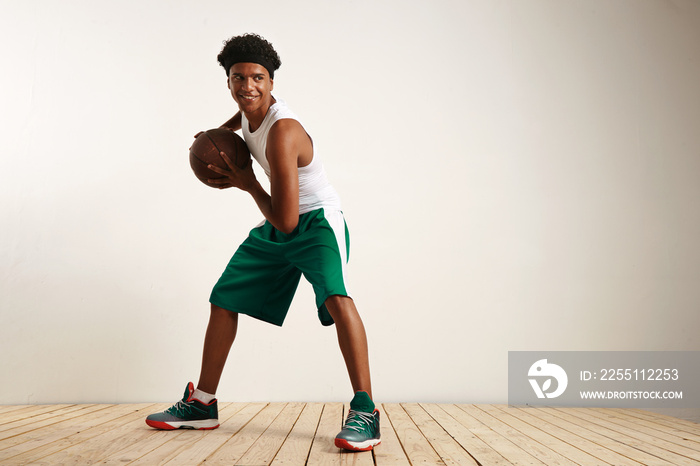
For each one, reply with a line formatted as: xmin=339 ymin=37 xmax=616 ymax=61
xmin=247 ymin=119 xmax=302 ymax=233
xmin=193 ymin=112 xmax=241 ymax=140
xmin=206 ymin=119 xmax=303 ymax=234
xmin=220 ymin=112 xmax=242 ymax=132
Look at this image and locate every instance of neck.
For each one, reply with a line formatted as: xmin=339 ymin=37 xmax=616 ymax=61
xmin=244 ymin=95 xmax=276 ymax=132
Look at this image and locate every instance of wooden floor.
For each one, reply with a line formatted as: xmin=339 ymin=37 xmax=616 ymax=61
xmin=0 ymin=403 xmax=699 ymax=465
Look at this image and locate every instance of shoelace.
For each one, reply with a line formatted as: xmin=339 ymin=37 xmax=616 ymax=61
xmin=343 ymin=409 xmax=375 ymax=432
xmin=167 ymin=400 xmax=197 ymax=418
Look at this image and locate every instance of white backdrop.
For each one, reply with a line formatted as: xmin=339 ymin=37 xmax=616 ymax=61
xmin=1 ymin=0 xmax=699 ymax=405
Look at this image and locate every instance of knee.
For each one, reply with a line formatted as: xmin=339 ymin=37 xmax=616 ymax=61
xmin=211 ymin=303 xmax=238 ymax=321
xmin=324 ymin=295 xmax=358 ymax=321
xmin=325 ymin=294 xmax=348 ymax=309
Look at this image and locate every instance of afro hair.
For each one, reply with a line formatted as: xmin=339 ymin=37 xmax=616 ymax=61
xmin=217 ymin=33 xmax=282 ymax=79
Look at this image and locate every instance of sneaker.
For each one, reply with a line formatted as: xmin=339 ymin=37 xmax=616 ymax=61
xmin=335 ymin=391 xmax=381 ymax=451
xmin=145 ymin=382 xmax=219 ymax=430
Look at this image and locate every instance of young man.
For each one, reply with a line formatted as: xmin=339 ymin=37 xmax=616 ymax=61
xmin=145 ymin=34 xmax=380 ymax=452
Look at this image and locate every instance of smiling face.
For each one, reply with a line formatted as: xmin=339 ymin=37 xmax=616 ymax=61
xmin=228 ymin=62 xmax=274 ymax=124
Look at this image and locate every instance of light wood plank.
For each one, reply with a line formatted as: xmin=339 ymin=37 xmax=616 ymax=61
xmin=0 ymin=405 xmax=31 ymax=415
xmin=306 ymin=402 xmax=343 ymax=466
xmin=203 ymin=402 xmax=287 ymax=464
xmin=100 ymin=402 xmax=254 ymax=465
xmin=590 ymin=407 xmax=700 ymax=444
xmin=382 ymin=403 xmax=442 ymax=465
xmin=559 ymin=407 xmax=700 ymax=465
xmin=508 ymin=406 xmax=644 ymax=465
xmin=119 ymin=402 xmax=242 ymax=465
xmin=401 ymin=403 xmax=478 ymax=465
xmin=484 ymin=404 xmax=605 ymax=465
xmin=531 ymin=407 xmax=678 ymax=466
xmin=25 ymin=407 xmax=170 ymax=465
xmin=373 ymin=404 xmax=411 ymax=466
xmin=461 ymin=404 xmax=575 ymax=465
xmin=0 ymin=405 xmax=94 ymax=441
xmin=271 ymin=402 xmax=324 ymax=465
xmin=630 ymin=409 xmax=700 ymax=433
xmin=0 ymin=404 xmax=119 ymax=459
xmin=0 ymin=404 xmax=90 ymax=435
xmin=421 ymin=404 xmax=510 ymax=465
xmin=108 ymin=429 xmax=188 ymax=465
xmin=2 ymin=403 xmax=698 ymax=465
xmin=441 ymin=404 xmax=545 ymax=465
xmin=0 ymin=405 xmax=75 ymax=427
xmin=237 ymin=402 xmax=306 ymax=465
xmin=159 ymin=402 xmax=265 ymax=466
xmin=1 ymin=403 xmax=160 ymax=465
xmin=125 ymin=429 xmax=210 ymax=465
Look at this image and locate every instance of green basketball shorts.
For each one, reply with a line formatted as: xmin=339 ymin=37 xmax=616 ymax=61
xmin=209 ymin=208 xmax=351 ymax=326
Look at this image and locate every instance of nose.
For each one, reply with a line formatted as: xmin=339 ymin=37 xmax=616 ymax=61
xmin=241 ymin=77 xmax=254 ymax=91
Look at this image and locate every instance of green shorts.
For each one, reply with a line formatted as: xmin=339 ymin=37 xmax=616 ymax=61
xmin=210 ymin=208 xmax=350 ymax=326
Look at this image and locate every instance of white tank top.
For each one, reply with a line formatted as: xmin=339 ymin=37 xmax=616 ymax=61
xmin=241 ymin=98 xmax=342 ymax=214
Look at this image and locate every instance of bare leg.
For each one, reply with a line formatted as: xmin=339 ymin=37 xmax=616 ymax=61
xmin=196 ymin=304 xmax=238 ymax=394
xmin=324 ymin=295 xmax=372 ymax=399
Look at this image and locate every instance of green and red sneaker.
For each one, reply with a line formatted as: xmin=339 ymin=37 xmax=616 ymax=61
xmin=335 ymin=391 xmax=381 ymax=452
xmin=145 ymin=382 xmax=219 ymax=430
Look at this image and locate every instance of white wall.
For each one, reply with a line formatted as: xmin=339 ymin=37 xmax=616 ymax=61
xmin=1 ymin=0 xmax=699 ymax=404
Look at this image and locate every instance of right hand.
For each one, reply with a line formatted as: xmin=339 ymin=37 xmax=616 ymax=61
xmin=206 ymin=151 xmax=257 ymax=192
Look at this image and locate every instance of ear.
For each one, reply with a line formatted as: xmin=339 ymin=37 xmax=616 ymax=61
xmin=270 ymin=78 xmax=274 ymax=91
xmin=227 ymin=77 xmax=231 ymax=89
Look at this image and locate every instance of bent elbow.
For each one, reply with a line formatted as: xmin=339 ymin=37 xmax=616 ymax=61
xmin=277 ymin=217 xmax=298 ymax=235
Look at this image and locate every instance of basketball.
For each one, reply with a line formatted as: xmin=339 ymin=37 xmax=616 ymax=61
xmin=189 ymin=128 xmax=251 ymax=188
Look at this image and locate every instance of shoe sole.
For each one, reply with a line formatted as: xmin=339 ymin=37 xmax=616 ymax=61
xmin=334 ymin=437 xmax=381 ymax=452
xmin=146 ymin=419 xmax=220 ymax=430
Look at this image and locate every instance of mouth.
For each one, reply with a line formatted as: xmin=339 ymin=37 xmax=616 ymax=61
xmin=239 ymin=94 xmax=259 ymax=101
